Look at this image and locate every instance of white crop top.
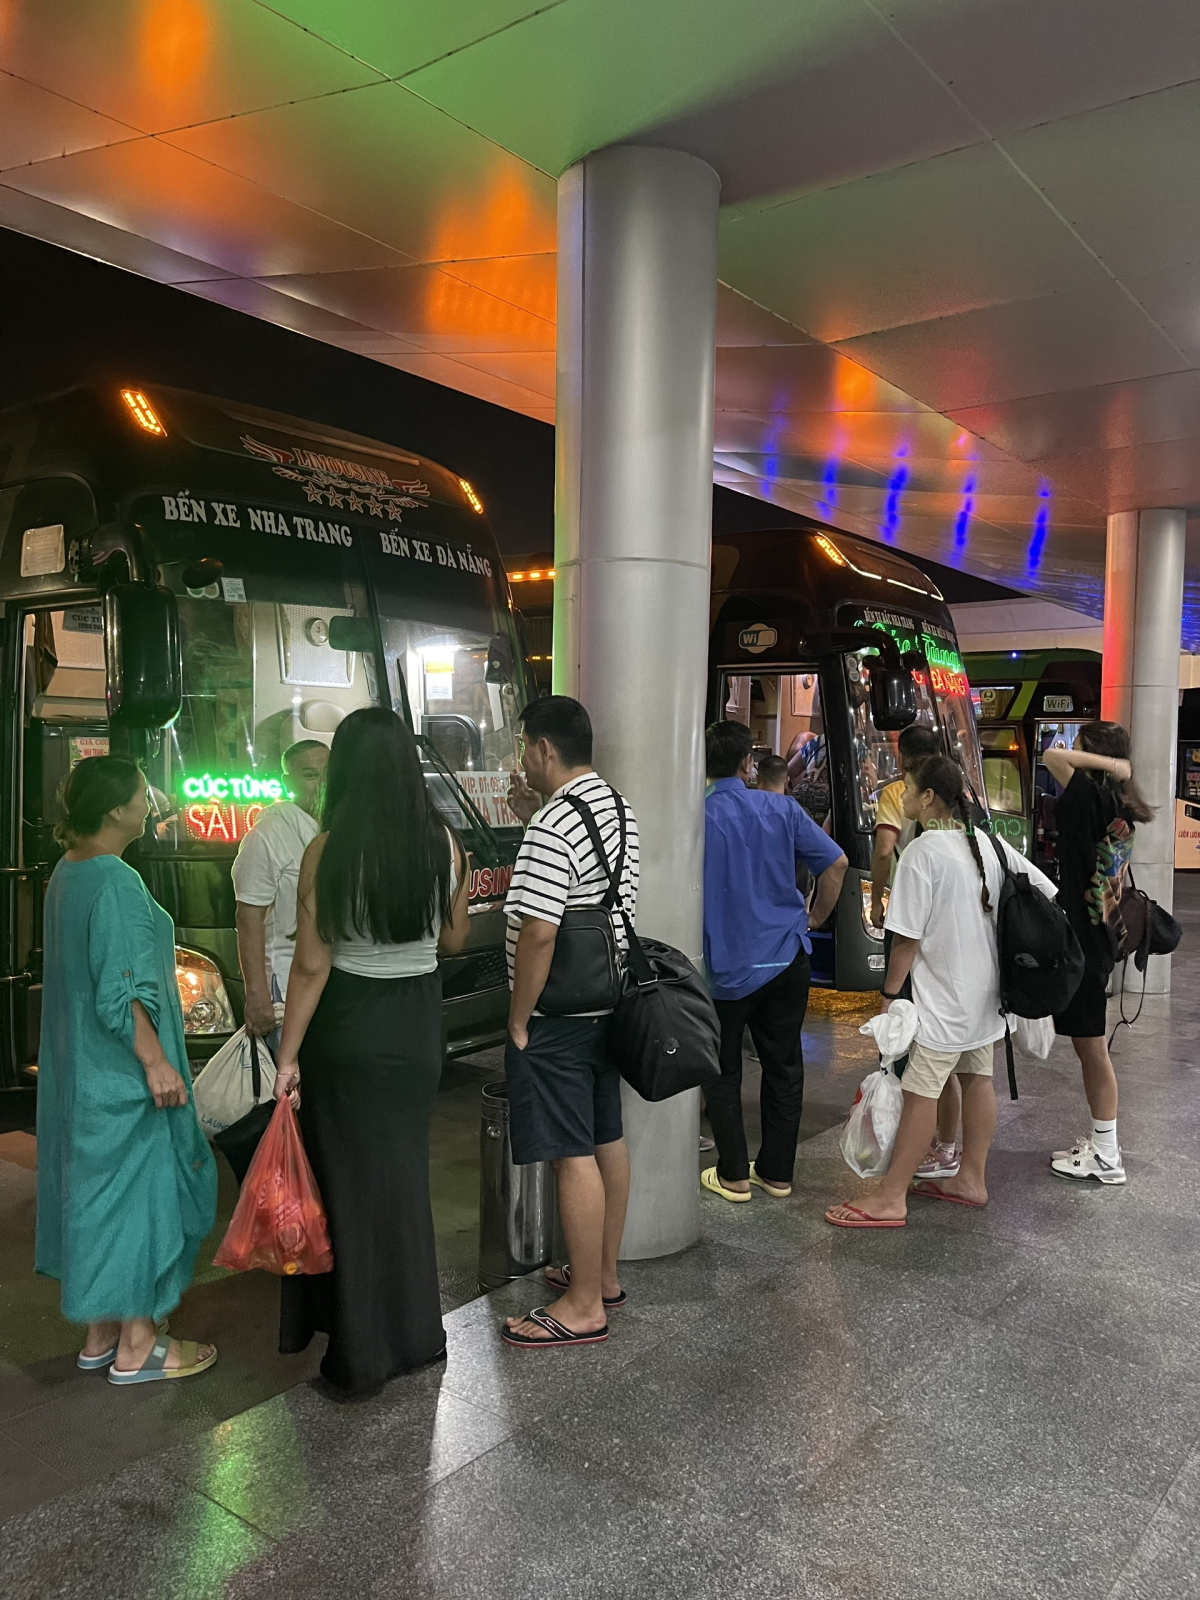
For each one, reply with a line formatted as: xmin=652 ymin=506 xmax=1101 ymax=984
xmin=329 ymin=847 xmax=457 ymax=979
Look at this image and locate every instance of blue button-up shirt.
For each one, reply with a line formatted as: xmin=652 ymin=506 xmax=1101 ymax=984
xmin=703 ymin=778 xmax=846 ymax=1002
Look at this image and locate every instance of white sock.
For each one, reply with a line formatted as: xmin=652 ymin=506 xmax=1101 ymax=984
xmin=1092 ymin=1118 xmax=1118 ymax=1157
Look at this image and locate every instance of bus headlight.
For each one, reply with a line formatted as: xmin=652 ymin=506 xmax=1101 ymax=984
xmin=861 ymin=880 xmax=885 ymax=942
xmin=175 ymin=947 xmax=235 ymax=1035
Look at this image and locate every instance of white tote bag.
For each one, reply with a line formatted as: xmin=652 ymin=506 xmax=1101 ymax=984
xmin=191 ymin=1028 xmax=275 ymax=1141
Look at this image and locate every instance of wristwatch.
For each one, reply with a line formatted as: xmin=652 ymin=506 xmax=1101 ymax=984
xmin=882 ymin=989 xmax=903 ymax=1001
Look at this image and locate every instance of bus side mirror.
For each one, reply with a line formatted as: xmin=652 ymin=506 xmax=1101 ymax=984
xmin=104 ymin=584 xmax=182 ymax=729
xmin=867 ymin=660 xmax=917 ymax=731
xmin=486 ymin=633 xmax=514 ymax=685
xmin=327 ymin=616 xmax=376 ymax=654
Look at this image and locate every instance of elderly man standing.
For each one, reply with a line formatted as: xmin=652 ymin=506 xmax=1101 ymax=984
xmin=701 ymin=721 xmax=847 ymax=1202
xmin=233 ymin=739 xmax=329 ymax=1039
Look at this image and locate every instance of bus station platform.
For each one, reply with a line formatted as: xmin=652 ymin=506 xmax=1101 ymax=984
xmin=3 ymin=883 xmax=1199 ymax=1600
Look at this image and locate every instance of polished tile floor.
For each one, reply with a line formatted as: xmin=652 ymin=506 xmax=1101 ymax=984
xmin=3 ymin=887 xmax=1200 ymax=1598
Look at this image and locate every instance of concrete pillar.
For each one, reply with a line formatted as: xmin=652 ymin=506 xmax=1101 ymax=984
xmin=554 ymin=144 xmax=720 ymax=1257
xmin=1101 ymin=508 xmax=1186 ymax=994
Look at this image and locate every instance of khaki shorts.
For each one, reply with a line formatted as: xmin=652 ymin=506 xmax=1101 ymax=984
xmin=902 ymin=1039 xmax=995 ymax=1100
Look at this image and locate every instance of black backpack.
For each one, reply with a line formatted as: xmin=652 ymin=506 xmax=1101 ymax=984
xmin=982 ymin=829 xmax=1084 ymax=1099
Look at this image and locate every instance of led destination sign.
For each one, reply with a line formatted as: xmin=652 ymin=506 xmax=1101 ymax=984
xmin=181 ymin=773 xmax=285 ymax=802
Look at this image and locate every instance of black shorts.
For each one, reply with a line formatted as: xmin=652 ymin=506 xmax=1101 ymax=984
xmin=1054 ymin=968 xmax=1110 ymax=1040
xmin=504 ymin=1015 xmax=623 ymax=1165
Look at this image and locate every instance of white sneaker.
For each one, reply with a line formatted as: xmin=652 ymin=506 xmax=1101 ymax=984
xmin=1051 ymin=1133 xmax=1093 ymax=1163
xmin=1050 ymin=1141 xmax=1126 ymax=1185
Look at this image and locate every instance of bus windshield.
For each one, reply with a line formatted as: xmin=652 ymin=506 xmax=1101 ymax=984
xmin=845 ymin=649 xmax=938 ymax=830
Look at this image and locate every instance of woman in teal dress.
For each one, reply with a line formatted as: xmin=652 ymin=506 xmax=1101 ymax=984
xmin=36 ymin=756 xmax=218 ymax=1383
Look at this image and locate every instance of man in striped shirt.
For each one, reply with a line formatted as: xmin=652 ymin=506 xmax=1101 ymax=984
xmin=500 ymin=696 xmax=638 ymax=1349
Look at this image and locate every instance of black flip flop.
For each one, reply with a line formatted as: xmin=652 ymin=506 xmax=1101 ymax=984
xmin=500 ymin=1307 xmax=609 ymax=1349
xmin=544 ymin=1263 xmax=628 ymax=1308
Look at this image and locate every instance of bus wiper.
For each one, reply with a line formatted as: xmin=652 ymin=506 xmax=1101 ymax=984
xmin=414 ymin=734 xmax=507 ymax=863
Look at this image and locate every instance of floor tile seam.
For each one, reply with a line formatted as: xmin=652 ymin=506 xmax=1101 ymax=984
xmin=188 ymin=1480 xmax=284 ymax=1547
xmin=1098 ymin=1455 xmax=1198 ymax=1600
xmin=969 ymin=1300 xmax=1200 ymax=1390
xmin=436 ymin=1330 xmax=674 ymax=1420
xmin=0 ymin=1421 xmax=74 ymax=1487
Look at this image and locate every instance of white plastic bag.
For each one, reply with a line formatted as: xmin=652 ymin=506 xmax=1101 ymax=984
xmin=1006 ymin=1013 xmax=1054 ymax=1060
xmin=839 ymin=1064 xmax=905 ymax=1178
xmin=191 ymin=1027 xmax=276 ymax=1141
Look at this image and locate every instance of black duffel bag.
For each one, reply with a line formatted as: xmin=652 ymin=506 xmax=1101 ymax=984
xmin=560 ymin=794 xmax=720 ymax=1103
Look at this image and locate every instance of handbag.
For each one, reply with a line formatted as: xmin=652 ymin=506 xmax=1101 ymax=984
xmin=563 ymin=796 xmax=721 ymax=1102
xmin=191 ymin=1026 xmax=275 ymax=1141
xmin=214 ymin=1096 xmax=275 ymax=1185
xmin=534 ymin=790 xmax=627 ymax=1017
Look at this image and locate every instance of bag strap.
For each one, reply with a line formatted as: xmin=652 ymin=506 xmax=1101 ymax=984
xmin=247 ymin=1031 xmax=263 ymax=1101
xmin=560 ymin=789 xmax=657 ymax=990
xmin=1004 ymin=1021 xmax=1018 ymax=1102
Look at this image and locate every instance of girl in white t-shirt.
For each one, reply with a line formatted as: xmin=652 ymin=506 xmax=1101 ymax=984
xmin=826 ymin=755 xmax=1056 ymax=1229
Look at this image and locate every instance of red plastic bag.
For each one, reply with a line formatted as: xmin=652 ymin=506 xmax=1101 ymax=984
xmin=213 ymin=1096 xmax=333 ymax=1276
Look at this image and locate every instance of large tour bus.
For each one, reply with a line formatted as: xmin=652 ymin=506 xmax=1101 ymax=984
xmin=964 ymin=649 xmax=1101 ymax=872
xmin=0 ymin=385 xmax=527 ymax=1096
xmin=510 ymin=524 xmax=988 ymax=991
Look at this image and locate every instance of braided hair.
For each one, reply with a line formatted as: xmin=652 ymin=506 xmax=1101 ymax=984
xmin=908 ymin=754 xmax=991 ymax=914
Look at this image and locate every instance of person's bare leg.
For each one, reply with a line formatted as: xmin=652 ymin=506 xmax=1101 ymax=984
xmin=827 ymin=1091 xmax=938 ymax=1223
xmin=1073 ymin=1036 xmax=1118 ymax=1121
xmin=925 ymin=1073 xmax=995 ymax=1205
xmin=594 ymin=1137 xmax=630 ymax=1300
xmin=81 ymin=1319 xmax=120 ymax=1358
xmin=505 ymin=1155 xmax=607 ymax=1338
xmin=115 ymin=1317 xmax=214 ymax=1372
xmin=935 ymin=1073 xmax=962 ymax=1147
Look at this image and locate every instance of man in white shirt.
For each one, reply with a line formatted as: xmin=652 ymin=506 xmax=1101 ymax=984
xmin=232 ymin=740 xmax=329 ymax=1038
xmin=500 ymin=696 xmax=638 ymax=1350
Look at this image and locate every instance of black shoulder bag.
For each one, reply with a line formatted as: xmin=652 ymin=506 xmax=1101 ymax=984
xmin=550 ymin=792 xmax=721 ymax=1102
xmin=534 ymin=790 xmax=627 ymax=1017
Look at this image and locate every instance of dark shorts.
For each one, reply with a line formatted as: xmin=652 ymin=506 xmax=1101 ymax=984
xmin=504 ymin=1015 xmax=622 ymax=1165
xmin=1054 ymin=968 xmax=1110 ymax=1040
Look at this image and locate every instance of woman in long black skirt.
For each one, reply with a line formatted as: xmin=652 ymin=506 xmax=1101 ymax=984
xmin=273 ymin=707 xmax=470 ymax=1395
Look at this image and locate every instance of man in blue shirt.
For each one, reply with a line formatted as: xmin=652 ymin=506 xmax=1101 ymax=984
xmin=702 ymin=720 xmax=847 ymax=1201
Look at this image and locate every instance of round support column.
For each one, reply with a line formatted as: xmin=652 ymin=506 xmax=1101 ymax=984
xmin=1101 ymin=508 xmax=1185 ymax=994
xmin=554 ymin=144 xmax=720 ymax=1258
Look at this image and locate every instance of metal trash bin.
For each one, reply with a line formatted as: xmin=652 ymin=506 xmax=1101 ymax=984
xmin=478 ymin=1080 xmax=555 ymax=1291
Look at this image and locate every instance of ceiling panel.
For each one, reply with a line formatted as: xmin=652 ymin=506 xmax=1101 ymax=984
xmin=712 ymin=405 xmax=1011 ymax=462
xmin=258 ymin=264 xmax=555 ymax=352
xmin=375 ymin=351 xmax=553 ymax=420
xmin=163 ymin=81 xmax=557 ymax=263
xmin=887 ymin=0 xmax=1200 ymax=135
xmin=0 ymin=0 xmax=381 ymax=135
xmin=715 ymin=345 xmax=933 ymax=416
xmin=834 ymin=284 xmax=1187 ymax=413
xmin=1123 ymin=265 xmax=1200 ymax=365
xmin=0 ymin=183 xmax=236 ymax=283
xmin=0 ymin=71 xmax=138 ymax=171
xmin=262 ymin=2 xmax=549 ymax=81
xmin=178 ymin=275 xmax=400 ymax=339
xmin=641 ymin=24 xmax=977 ymax=207
xmin=1029 ymin=438 xmax=1200 ymax=513
xmin=4 ymin=139 xmax=404 ymax=277
xmin=443 ymin=350 xmax=556 ymax=397
xmin=1003 ymin=81 xmax=1200 ymax=279
xmin=715 ymin=286 xmax=809 ymax=348
xmin=718 ymin=142 xmax=1110 ymax=343
xmin=440 ymin=256 xmax=557 ymax=324
xmin=947 ymin=371 xmax=1200 ymax=462
xmin=402 ymin=0 xmax=894 ymax=177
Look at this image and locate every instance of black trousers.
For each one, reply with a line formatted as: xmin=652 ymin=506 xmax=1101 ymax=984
xmin=707 ymin=947 xmax=811 ymax=1185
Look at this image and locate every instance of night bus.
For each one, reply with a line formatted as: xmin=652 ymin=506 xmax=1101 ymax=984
xmin=0 ymin=385 xmax=527 ymax=1096
xmin=964 ymin=649 xmax=1101 ymax=872
xmin=510 ymin=524 xmax=987 ymax=991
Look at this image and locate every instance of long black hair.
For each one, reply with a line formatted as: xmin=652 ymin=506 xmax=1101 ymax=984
xmin=54 ymin=756 xmax=142 ymax=846
xmin=1077 ymin=721 xmax=1155 ymax=824
xmin=908 ymin=754 xmax=992 ymax=913
xmin=314 ymin=707 xmax=456 ymax=944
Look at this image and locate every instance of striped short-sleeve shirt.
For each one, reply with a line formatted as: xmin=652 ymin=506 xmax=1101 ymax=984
xmin=504 ymin=772 xmax=640 ymax=987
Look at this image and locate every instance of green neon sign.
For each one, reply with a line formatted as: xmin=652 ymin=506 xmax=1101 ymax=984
xmin=181 ymin=773 xmax=285 ymax=802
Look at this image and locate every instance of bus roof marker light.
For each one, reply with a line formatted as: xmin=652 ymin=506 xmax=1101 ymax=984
xmin=815 ymin=533 xmax=846 ymax=568
xmin=120 ymin=389 xmax=166 ymax=436
xmin=459 ymin=478 xmax=484 ymax=514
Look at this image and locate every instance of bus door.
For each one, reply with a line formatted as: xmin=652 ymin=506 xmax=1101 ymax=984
xmin=979 ymin=724 xmax=1030 ymax=856
xmin=1031 ymin=719 xmax=1086 ymax=874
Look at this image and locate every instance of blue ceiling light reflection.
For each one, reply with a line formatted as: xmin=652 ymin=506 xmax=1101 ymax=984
xmin=1027 ymin=482 xmax=1052 ymax=573
xmin=881 ymin=447 xmax=909 ymax=543
xmin=816 ymin=459 xmax=839 ymax=516
xmin=953 ymin=474 xmax=977 ymax=551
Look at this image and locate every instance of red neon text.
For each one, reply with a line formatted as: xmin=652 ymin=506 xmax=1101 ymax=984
xmin=184 ymin=802 xmax=265 ymax=843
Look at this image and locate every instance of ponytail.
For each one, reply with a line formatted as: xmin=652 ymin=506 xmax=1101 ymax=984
xmin=908 ymin=754 xmax=991 ymax=914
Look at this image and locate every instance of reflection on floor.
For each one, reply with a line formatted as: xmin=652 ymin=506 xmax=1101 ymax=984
xmin=5 ymin=883 xmax=1200 ymax=1596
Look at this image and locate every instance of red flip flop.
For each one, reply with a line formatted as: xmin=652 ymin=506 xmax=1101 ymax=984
xmin=824 ymin=1202 xmax=905 ymax=1229
xmin=909 ymin=1180 xmax=987 ymax=1209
